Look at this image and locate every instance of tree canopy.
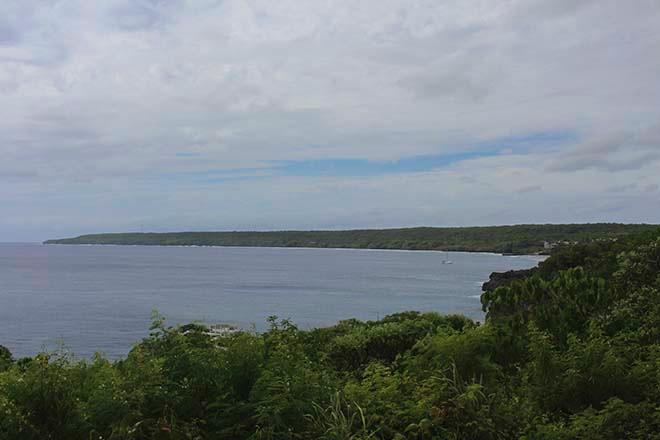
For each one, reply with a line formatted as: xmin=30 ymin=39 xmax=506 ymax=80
xmin=44 ymin=223 xmax=658 ymax=255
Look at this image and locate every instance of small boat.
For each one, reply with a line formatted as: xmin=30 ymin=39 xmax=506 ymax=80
xmin=441 ymin=251 xmax=453 ymax=264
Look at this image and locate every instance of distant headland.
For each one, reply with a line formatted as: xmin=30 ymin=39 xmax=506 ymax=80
xmin=43 ymin=223 xmax=659 ymax=255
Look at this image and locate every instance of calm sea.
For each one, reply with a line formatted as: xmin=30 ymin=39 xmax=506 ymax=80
xmin=0 ymin=243 xmax=542 ymax=359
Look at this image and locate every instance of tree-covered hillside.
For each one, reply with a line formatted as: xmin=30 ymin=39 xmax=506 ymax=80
xmin=3 ymin=228 xmax=659 ymax=438
xmin=44 ymin=223 xmax=658 ymax=254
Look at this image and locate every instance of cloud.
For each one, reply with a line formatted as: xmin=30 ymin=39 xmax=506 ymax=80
xmin=0 ymin=22 xmax=20 ymax=46
xmin=644 ymin=184 xmax=659 ymax=193
xmin=517 ymin=185 xmax=542 ymax=194
xmin=546 ymin=125 xmax=660 ymax=172
xmin=607 ymin=183 xmax=637 ymax=193
xmin=1 ymin=0 xmax=660 ymax=240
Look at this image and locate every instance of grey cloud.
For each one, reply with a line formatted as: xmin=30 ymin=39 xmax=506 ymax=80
xmin=546 ymin=127 xmax=660 ymax=172
xmin=637 ymin=123 xmax=660 ymax=145
xmin=0 ymin=22 xmax=21 ymax=46
xmin=1 ymin=0 xmax=660 ymax=239
xmin=108 ymin=0 xmax=182 ymax=31
xmin=607 ymin=183 xmax=637 ymax=193
xmin=512 ymin=0 xmax=599 ymax=21
xmin=399 ymin=68 xmax=490 ymax=101
xmin=0 ymin=2 xmax=28 ymax=46
xmin=0 ymin=2 xmax=70 ymax=66
xmin=517 ymin=185 xmax=542 ymax=194
xmin=552 ymin=152 xmax=660 ymax=173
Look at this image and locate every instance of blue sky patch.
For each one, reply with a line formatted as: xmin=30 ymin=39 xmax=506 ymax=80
xmin=269 ymin=130 xmax=577 ymax=177
xmin=271 ymin=151 xmax=497 ymax=177
xmin=166 ymin=130 xmax=577 ymax=181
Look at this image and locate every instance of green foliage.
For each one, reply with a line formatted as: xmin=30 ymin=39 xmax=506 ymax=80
xmin=326 ymin=312 xmax=472 ymax=371
xmin=250 ymin=318 xmax=337 ymax=439
xmin=483 ymin=267 xmax=610 ymax=347
xmin=614 ymin=237 xmax=660 ymax=291
xmin=44 ymin=223 xmax=659 ymax=254
xmin=410 ymin=326 xmax=501 ymax=385
xmin=2 ymin=230 xmax=660 ymax=438
xmin=526 ymin=398 xmax=660 ymax=440
xmin=0 ymin=351 xmax=85 ymax=439
xmin=0 ymin=346 xmax=12 ymax=373
xmin=304 ymin=392 xmax=377 ymax=440
xmin=344 ymin=362 xmax=420 ymax=437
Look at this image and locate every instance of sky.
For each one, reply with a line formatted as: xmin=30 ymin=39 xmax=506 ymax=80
xmin=1 ymin=0 xmax=660 ymax=242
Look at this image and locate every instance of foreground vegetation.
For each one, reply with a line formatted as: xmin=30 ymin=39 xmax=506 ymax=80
xmin=4 ymin=229 xmax=660 ymax=439
xmin=44 ymin=223 xmax=658 ymax=254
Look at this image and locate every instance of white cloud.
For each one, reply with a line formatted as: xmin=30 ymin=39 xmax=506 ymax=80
xmin=1 ymin=0 xmax=660 ymax=240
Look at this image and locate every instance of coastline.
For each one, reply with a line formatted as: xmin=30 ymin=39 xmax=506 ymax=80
xmin=42 ymin=242 xmax=547 ymax=257
xmin=44 ymin=224 xmax=657 ymax=256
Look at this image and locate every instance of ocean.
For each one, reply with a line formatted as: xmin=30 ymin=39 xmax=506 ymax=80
xmin=0 ymin=243 xmax=542 ymax=359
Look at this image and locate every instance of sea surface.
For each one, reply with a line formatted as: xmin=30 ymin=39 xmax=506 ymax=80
xmin=0 ymin=243 xmax=543 ymax=359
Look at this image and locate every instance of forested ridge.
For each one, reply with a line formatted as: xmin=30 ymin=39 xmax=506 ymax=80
xmin=3 ymin=228 xmax=660 ymax=439
xmin=44 ymin=223 xmax=658 ymax=255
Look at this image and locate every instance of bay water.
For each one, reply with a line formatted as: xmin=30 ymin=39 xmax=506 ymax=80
xmin=0 ymin=243 xmax=541 ymax=358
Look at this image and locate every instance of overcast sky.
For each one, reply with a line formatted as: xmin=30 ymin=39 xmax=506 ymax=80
xmin=1 ymin=0 xmax=660 ymax=241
